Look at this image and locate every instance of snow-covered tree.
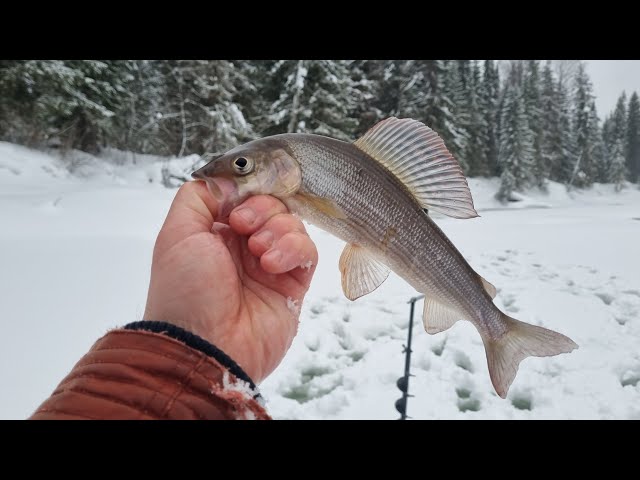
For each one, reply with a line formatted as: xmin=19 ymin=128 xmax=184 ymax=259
xmin=600 ymin=115 xmax=614 ymax=183
xmin=110 ymin=60 xmax=167 ymax=154
xmin=523 ymin=60 xmax=545 ymax=188
xmin=548 ymin=76 xmax=575 ymax=183
xmin=156 ymin=60 xmax=254 ymax=157
xmin=497 ymin=65 xmax=534 ymax=201
xmin=462 ymin=61 xmax=489 ymax=177
xmin=626 ymin=91 xmax=640 ymax=182
xmin=347 ymin=60 xmax=382 ymax=135
xmin=439 ymin=60 xmax=466 ymax=162
xmin=1 ymin=57 xmax=634 ymax=190
xmin=609 ymin=138 xmax=628 ymax=191
xmin=0 ymin=60 xmax=129 ymax=152
xmin=569 ymin=63 xmax=600 ymax=188
xmin=541 ymin=62 xmax=567 ymax=182
xmin=263 ymin=60 xmax=358 ymax=141
xmin=611 ymin=92 xmax=628 ymax=144
xmin=601 ymin=93 xmax=628 ymax=183
xmin=479 ymin=60 xmax=501 ymax=176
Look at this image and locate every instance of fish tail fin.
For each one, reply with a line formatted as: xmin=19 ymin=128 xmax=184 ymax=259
xmin=482 ymin=313 xmax=578 ymax=398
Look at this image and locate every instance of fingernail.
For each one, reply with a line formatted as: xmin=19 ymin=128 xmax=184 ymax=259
xmin=263 ymin=248 xmax=283 ymax=266
xmin=253 ymin=230 xmax=274 ymax=248
xmin=235 ymin=207 xmax=256 ymax=225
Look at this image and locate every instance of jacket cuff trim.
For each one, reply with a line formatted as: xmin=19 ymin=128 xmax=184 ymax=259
xmin=124 ymin=321 xmax=260 ymax=398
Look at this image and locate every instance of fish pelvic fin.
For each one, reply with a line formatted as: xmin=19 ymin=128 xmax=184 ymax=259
xmin=422 ymin=297 xmax=461 ymax=334
xmin=353 ymin=117 xmax=478 ymax=219
xmin=482 ymin=314 xmax=578 ymax=398
xmin=339 ymin=244 xmax=390 ymax=301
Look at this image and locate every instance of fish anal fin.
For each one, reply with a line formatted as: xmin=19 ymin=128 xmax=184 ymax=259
xmin=353 ymin=117 xmax=478 ymax=219
xmin=480 ymin=275 xmax=497 ymax=299
xmin=483 ymin=314 xmax=578 ymax=398
xmin=422 ymin=297 xmax=462 ymax=334
xmin=339 ymin=244 xmax=390 ymax=301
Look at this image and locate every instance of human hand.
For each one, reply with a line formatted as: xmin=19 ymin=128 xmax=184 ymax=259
xmin=143 ymin=181 xmax=318 ymax=384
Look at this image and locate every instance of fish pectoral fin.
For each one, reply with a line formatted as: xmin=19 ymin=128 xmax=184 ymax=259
xmin=479 ymin=275 xmax=497 ymax=299
xmin=422 ymin=297 xmax=462 ymax=334
xmin=293 ymin=192 xmax=347 ymax=219
xmin=339 ymin=244 xmax=390 ymax=301
xmin=353 ymin=117 xmax=478 ymax=219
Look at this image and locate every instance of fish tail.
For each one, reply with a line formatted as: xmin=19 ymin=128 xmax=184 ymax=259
xmin=482 ymin=313 xmax=578 ymax=398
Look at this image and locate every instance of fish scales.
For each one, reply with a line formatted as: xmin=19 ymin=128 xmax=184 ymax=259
xmin=285 ymin=134 xmax=503 ymax=337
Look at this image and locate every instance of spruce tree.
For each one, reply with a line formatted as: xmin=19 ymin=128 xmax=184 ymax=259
xmin=540 ymin=62 xmax=564 ymax=182
xmin=439 ymin=60 xmax=466 ymax=161
xmin=569 ymin=63 xmax=599 ymax=187
xmin=348 ymin=60 xmax=382 ymax=135
xmin=416 ymin=60 xmax=460 ymax=164
xmin=600 ymin=115 xmax=614 ymax=183
xmin=609 ymin=138 xmax=628 ymax=191
xmin=626 ymin=92 xmax=640 ymax=182
xmin=0 ymin=60 xmax=129 ymax=153
xmin=550 ymin=77 xmax=575 ymax=183
xmin=479 ymin=60 xmax=500 ymax=176
xmin=612 ymin=92 xmax=628 ymax=144
xmin=156 ymin=60 xmax=254 ymax=157
xmin=523 ymin=60 xmax=545 ymax=188
xmin=111 ymin=60 xmax=167 ymax=154
xmin=497 ymin=65 xmax=534 ymax=201
xmin=462 ymin=61 xmax=489 ymax=176
xmin=262 ymin=60 xmax=359 ymax=141
xmin=394 ymin=60 xmax=430 ymax=121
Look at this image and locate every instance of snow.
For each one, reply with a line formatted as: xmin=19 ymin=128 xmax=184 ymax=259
xmin=286 ymin=297 xmax=301 ymax=316
xmin=1 ymin=143 xmax=640 ymax=419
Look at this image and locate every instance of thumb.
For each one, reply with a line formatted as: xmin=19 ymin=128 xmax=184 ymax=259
xmin=156 ymin=181 xmax=220 ymax=250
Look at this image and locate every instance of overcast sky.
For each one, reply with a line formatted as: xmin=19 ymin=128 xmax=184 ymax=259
xmin=586 ymin=60 xmax=640 ymax=117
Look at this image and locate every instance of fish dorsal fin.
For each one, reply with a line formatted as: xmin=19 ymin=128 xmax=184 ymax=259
xmin=339 ymin=243 xmax=390 ymax=301
xmin=422 ymin=297 xmax=462 ymax=334
xmin=354 ymin=117 xmax=478 ymax=219
xmin=479 ymin=275 xmax=497 ymax=298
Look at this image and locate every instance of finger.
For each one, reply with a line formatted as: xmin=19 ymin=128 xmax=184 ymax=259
xmin=228 ymin=195 xmax=288 ymax=236
xmin=260 ymin=231 xmax=319 ymax=275
xmin=155 ymin=181 xmax=219 ymax=253
xmin=247 ymin=213 xmax=307 ymax=257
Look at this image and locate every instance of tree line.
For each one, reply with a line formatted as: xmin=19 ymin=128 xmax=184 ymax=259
xmin=0 ymin=60 xmax=638 ymax=198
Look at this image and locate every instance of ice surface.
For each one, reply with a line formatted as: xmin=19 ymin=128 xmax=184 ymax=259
xmin=1 ymin=143 xmax=639 ymax=419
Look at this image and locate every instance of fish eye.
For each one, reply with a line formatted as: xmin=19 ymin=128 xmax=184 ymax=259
xmin=232 ymin=157 xmax=254 ymax=175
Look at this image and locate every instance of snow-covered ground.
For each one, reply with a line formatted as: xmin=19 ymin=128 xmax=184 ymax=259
xmin=1 ymin=142 xmax=639 ymax=420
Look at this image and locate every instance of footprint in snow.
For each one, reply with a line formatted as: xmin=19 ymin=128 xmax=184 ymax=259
xmin=620 ymin=365 xmax=640 ymax=388
xmin=454 ymin=351 xmax=474 ymax=373
xmin=510 ymin=390 xmax=534 ymax=411
xmin=431 ymin=338 xmax=447 ymax=357
xmin=594 ymin=292 xmax=615 ymax=306
xmin=309 ymin=303 xmax=326 ymax=316
xmin=456 ymin=386 xmax=481 ymax=412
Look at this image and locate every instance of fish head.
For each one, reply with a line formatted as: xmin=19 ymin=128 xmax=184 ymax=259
xmin=191 ymin=138 xmax=302 ymax=218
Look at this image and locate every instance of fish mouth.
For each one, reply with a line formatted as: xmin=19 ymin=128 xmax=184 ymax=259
xmin=199 ymin=176 xmax=244 ymax=219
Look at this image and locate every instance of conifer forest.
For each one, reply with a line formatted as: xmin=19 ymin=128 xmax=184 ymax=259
xmin=1 ymin=60 xmax=638 ymax=199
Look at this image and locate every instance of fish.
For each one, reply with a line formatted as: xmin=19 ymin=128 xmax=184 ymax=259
xmin=192 ymin=117 xmax=578 ymax=398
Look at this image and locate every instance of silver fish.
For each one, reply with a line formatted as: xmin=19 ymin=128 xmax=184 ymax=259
xmin=192 ymin=117 xmax=578 ymax=398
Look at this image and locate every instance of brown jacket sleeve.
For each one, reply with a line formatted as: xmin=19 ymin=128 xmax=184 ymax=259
xmin=30 ymin=325 xmax=271 ymax=420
